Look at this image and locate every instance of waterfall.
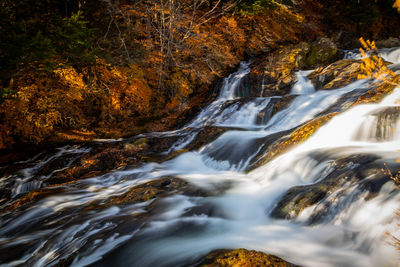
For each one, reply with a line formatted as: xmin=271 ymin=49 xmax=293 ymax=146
xmin=1 ymin=49 xmax=400 ymax=267
xmin=290 ymin=70 xmax=315 ymax=95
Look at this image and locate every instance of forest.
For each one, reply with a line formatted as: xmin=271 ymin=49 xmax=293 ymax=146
xmin=1 ymin=0 xmax=399 ymax=151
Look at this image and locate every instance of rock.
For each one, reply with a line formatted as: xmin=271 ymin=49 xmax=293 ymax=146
xmin=300 ymin=37 xmax=341 ymax=69
xmin=86 ymin=177 xmax=207 ymax=209
xmin=308 ymin=59 xmax=361 ymax=90
xmin=0 ymin=187 xmax=65 ymax=213
xmin=186 ymin=126 xmax=243 ymax=151
xmin=248 ymin=38 xmax=341 ymax=97
xmin=194 ymin=248 xmax=299 ymax=267
xmin=255 ymin=95 xmax=297 ymax=125
xmin=234 ymin=74 xmax=262 ymax=98
xmin=355 ymin=81 xmax=396 ymax=105
xmin=375 ymin=37 xmax=400 ymax=48
xmin=48 ymin=147 xmax=134 ymax=185
xmin=353 ymin=106 xmax=400 ymax=141
xmin=370 ymin=107 xmax=400 ymax=141
xmin=269 ymin=154 xmax=388 ymax=223
xmin=39 ymin=135 xmax=181 ymax=187
xmin=249 ymin=113 xmax=337 ymax=170
xmin=319 ymin=81 xmax=396 ymax=116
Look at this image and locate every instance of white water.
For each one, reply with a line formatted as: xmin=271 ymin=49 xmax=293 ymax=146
xmin=1 ymin=59 xmax=400 ymax=267
xmin=126 ymin=82 xmax=400 ymax=267
xmin=219 ymin=61 xmax=251 ymax=100
xmin=290 ymin=70 xmax=316 ymax=95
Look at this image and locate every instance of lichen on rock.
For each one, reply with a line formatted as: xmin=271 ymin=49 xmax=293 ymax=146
xmin=248 ymin=38 xmax=340 ymax=97
xmin=195 ymin=248 xmax=299 ymax=267
xmin=308 ymin=59 xmax=362 ymax=90
xmin=250 ymin=113 xmax=337 ymax=170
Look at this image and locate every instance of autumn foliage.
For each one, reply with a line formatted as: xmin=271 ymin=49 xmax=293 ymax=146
xmin=0 ymin=0 xmax=313 ymax=150
xmin=358 ymin=38 xmax=400 ymax=86
xmin=2 ymin=0 xmax=397 ymax=150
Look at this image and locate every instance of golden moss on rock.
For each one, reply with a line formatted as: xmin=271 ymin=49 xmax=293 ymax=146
xmin=196 ymin=248 xmax=299 ymax=267
xmin=102 ymin=177 xmax=198 ymax=206
xmin=252 ymin=113 xmax=337 ymax=169
xmin=355 ymin=82 xmax=396 ymax=105
xmin=249 ymin=38 xmax=340 ymax=96
xmin=0 ymin=187 xmax=65 ymax=213
xmin=308 ymin=59 xmax=361 ymax=90
xmin=84 ymin=177 xmax=207 ymax=211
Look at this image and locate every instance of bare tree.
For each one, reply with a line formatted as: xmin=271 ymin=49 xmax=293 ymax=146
xmin=144 ymin=0 xmax=237 ymax=89
xmin=99 ymin=0 xmax=238 ymax=92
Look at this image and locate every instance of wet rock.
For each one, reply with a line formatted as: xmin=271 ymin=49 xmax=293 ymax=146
xmin=256 ymin=95 xmax=297 ymax=125
xmin=48 ymin=134 xmax=184 ymax=185
xmin=316 ymin=88 xmax=370 ymax=117
xmin=90 ymin=177 xmax=207 ymax=208
xmin=319 ymin=82 xmax=396 ymax=117
xmin=371 ymin=107 xmax=400 ymax=141
xmin=0 ymin=187 xmax=65 ymax=213
xmin=308 ymin=59 xmax=361 ymax=90
xmin=182 ymin=203 xmax=215 ymax=217
xmin=355 ymin=81 xmax=396 ymax=105
xmin=354 ymin=106 xmax=400 ymax=141
xmin=234 ymin=74 xmax=261 ymax=98
xmin=0 ymin=124 xmax=233 ymax=209
xmin=247 ymin=129 xmax=293 ymax=172
xmin=194 ymin=248 xmax=299 ymax=267
xmin=249 ymin=113 xmax=337 ymax=170
xmin=301 ymin=37 xmax=341 ymax=69
xmin=248 ymin=38 xmax=340 ymax=97
xmin=186 ymin=126 xmax=243 ymax=151
xmin=270 ymin=154 xmax=387 ymax=223
xmin=48 ymin=147 xmax=133 ymax=185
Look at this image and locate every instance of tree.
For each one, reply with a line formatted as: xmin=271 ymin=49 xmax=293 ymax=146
xmin=394 ymin=0 xmax=400 ymax=13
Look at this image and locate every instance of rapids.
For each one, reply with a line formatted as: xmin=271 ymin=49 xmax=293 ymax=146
xmin=1 ymin=48 xmax=400 ymax=267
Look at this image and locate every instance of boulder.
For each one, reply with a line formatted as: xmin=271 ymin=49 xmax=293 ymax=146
xmin=352 ymin=106 xmax=400 ymax=141
xmin=247 ymin=38 xmax=341 ymax=97
xmin=195 ymin=248 xmax=299 ymax=267
xmin=307 ymin=59 xmax=361 ymax=90
xmin=255 ymin=95 xmax=297 ymax=125
xmin=186 ymin=126 xmax=243 ymax=151
xmin=269 ymin=154 xmax=390 ymax=223
xmin=85 ymin=176 xmax=208 ymax=210
xmin=355 ymin=81 xmax=396 ymax=105
xmin=249 ymin=113 xmax=337 ymax=170
xmin=300 ymin=37 xmax=341 ymax=69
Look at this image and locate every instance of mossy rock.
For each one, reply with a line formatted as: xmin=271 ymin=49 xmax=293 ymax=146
xmin=249 ymin=113 xmax=337 ymax=170
xmin=0 ymin=187 xmax=65 ymax=214
xmin=84 ymin=176 xmax=208 ymax=211
xmin=308 ymin=59 xmax=361 ymax=90
xmin=355 ymin=81 xmax=396 ymax=105
xmin=99 ymin=177 xmax=206 ymax=207
xmin=299 ymin=37 xmax=341 ymax=69
xmin=249 ymin=38 xmax=340 ymax=96
xmin=195 ymin=248 xmax=299 ymax=267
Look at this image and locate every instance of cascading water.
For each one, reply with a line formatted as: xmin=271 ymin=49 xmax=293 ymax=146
xmin=2 ymin=48 xmax=400 ymax=267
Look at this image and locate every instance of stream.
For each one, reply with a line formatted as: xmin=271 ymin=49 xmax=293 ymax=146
xmin=1 ymin=49 xmax=400 ymax=266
